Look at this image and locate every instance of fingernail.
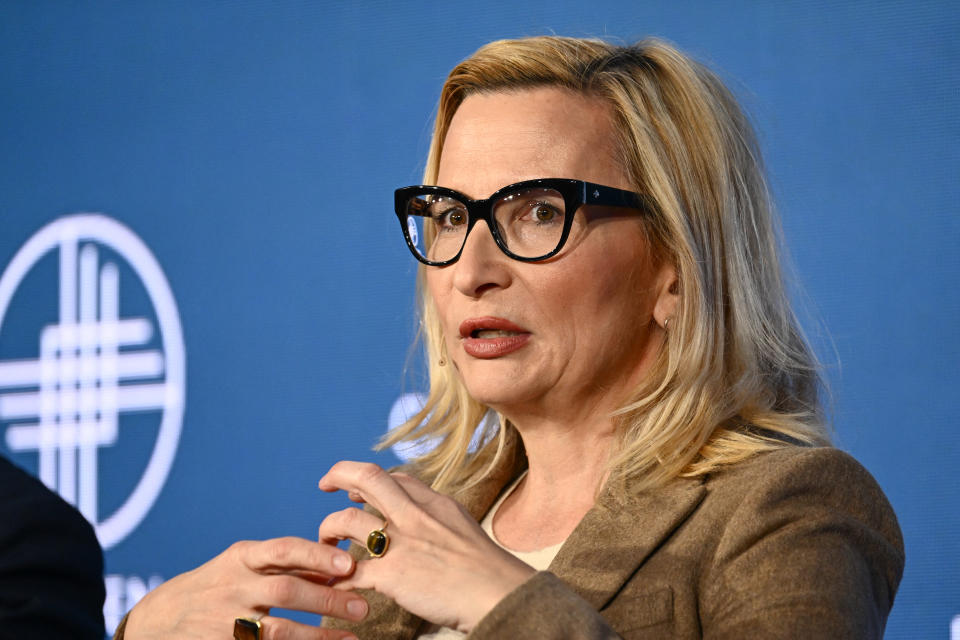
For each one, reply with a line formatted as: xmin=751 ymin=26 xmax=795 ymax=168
xmin=333 ymin=553 xmax=352 ymax=573
xmin=347 ymin=598 xmax=368 ymax=619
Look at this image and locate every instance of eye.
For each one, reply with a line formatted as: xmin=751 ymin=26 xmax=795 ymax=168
xmin=442 ymin=208 xmax=467 ymax=226
xmin=433 ymin=205 xmax=468 ymax=230
xmin=532 ymin=203 xmax=559 ymax=222
xmin=492 ymin=187 xmax=565 ymax=235
xmin=520 ymin=201 xmax=562 ymax=224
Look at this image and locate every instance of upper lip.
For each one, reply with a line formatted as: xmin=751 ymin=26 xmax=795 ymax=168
xmin=459 ymin=316 xmax=529 ymax=338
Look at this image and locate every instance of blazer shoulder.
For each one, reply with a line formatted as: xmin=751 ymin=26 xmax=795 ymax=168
xmin=711 ymin=446 xmax=889 ymax=499
xmin=710 ymin=446 xmax=901 ymax=538
xmin=698 ymin=446 xmax=904 ymax=638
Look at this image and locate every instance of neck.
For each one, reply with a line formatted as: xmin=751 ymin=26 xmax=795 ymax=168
xmin=489 ymin=415 xmax=616 ymax=551
xmin=512 ymin=413 xmax=617 ymax=502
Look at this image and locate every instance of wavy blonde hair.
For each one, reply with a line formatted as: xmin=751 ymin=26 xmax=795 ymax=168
xmin=381 ymin=36 xmax=830 ymax=494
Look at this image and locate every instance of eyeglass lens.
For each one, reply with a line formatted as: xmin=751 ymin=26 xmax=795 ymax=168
xmin=403 ymin=186 xmax=585 ymax=262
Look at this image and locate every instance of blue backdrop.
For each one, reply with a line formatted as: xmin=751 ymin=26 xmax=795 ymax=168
xmin=0 ymin=2 xmax=956 ymax=638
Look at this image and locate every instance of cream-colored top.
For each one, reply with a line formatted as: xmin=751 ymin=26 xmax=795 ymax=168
xmin=417 ymin=472 xmax=566 ymax=639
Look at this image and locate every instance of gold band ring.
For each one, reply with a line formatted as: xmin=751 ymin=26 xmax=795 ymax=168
xmin=366 ymin=520 xmax=390 ymax=558
xmin=233 ymin=616 xmax=262 ymax=640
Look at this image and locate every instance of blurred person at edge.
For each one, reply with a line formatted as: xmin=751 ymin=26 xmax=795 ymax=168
xmin=0 ymin=455 xmax=105 ymax=639
xmin=115 ymin=36 xmax=904 ymax=640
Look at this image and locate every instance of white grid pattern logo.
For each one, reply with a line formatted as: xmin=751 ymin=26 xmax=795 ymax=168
xmin=0 ymin=214 xmax=185 ymax=550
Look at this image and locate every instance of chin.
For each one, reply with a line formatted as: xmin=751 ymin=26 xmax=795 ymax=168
xmin=454 ymin=357 xmax=545 ymax=410
xmin=462 ymin=385 xmax=513 ymax=408
xmin=462 ymin=383 xmax=537 ymax=417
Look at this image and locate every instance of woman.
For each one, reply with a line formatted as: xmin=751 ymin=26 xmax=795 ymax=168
xmin=118 ymin=37 xmax=903 ymax=639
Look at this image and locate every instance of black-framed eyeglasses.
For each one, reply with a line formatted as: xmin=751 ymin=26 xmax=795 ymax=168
xmin=394 ymin=178 xmax=653 ymax=266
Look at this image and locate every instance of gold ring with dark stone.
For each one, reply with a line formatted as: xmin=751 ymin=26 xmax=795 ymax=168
xmin=233 ymin=616 xmax=262 ymax=640
xmin=366 ymin=521 xmax=390 ymax=558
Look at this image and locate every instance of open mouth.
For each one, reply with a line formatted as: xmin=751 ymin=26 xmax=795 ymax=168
xmin=458 ymin=317 xmax=531 ymax=358
xmin=459 ymin=316 xmax=529 ymax=339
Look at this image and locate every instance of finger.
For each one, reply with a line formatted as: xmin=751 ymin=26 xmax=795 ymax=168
xmin=319 ymin=461 xmax=413 ymax=519
xmin=389 ymin=472 xmax=438 ymax=503
xmin=319 ymin=507 xmax=385 ymax=547
xmin=260 ymin=614 xmax=360 ymax=640
xmin=327 ymin=562 xmax=375 ymax=594
xmin=235 ymin=537 xmax=355 ymax=578
xmin=253 ymin=575 xmax=369 ymax=622
xmin=391 ymin=472 xmax=470 ymax=522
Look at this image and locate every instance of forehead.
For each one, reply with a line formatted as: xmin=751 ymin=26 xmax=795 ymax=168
xmin=437 ymin=87 xmax=629 ymax=198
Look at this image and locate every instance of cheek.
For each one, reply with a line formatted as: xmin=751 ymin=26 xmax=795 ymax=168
xmin=425 ymin=271 xmax=459 ymax=339
xmin=425 ymin=272 xmax=439 ymax=304
xmin=569 ymin=238 xmax=649 ymax=301
xmin=565 ymin=243 xmax=656 ymax=333
xmin=425 ymin=270 xmax=447 ymax=309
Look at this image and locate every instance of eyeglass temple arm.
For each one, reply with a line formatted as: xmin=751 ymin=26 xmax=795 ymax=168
xmin=582 ymin=182 xmax=652 ymax=214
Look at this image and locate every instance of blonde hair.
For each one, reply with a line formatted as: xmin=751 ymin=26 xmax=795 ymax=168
xmin=381 ymin=36 xmax=830 ymax=493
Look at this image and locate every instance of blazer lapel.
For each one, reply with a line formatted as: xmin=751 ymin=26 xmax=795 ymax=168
xmin=453 ymin=429 xmax=528 ymax=521
xmin=548 ymin=473 xmax=706 ymax=610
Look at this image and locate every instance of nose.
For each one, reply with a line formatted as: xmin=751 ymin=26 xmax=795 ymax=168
xmin=450 ymin=219 xmax=512 ymax=297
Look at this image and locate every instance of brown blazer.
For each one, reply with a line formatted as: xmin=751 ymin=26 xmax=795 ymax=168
xmin=323 ymin=441 xmax=904 ymax=639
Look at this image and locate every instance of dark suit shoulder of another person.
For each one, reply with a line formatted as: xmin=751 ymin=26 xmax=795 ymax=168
xmin=0 ymin=455 xmax=105 ymax=640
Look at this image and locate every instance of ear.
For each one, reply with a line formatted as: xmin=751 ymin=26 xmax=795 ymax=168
xmin=652 ymin=262 xmax=679 ymax=330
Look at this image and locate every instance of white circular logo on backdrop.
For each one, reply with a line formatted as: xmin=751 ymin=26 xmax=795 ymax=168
xmin=0 ymin=214 xmax=185 ymax=550
xmin=387 ymin=392 xmax=494 ymax=462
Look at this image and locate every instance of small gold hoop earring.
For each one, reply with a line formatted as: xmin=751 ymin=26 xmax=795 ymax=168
xmin=663 ymin=317 xmax=672 ymax=331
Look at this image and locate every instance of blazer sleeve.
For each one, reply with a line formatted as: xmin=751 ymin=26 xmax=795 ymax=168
xmin=468 ymin=571 xmax=621 ymax=639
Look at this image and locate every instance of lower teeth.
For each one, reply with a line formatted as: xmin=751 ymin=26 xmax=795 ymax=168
xmin=475 ymin=330 xmax=519 ymax=338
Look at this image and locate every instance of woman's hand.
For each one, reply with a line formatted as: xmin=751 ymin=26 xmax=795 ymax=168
xmin=122 ymin=536 xmax=368 ymax=640
xmin=318 ymin=462 xmax=536 ymax=633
